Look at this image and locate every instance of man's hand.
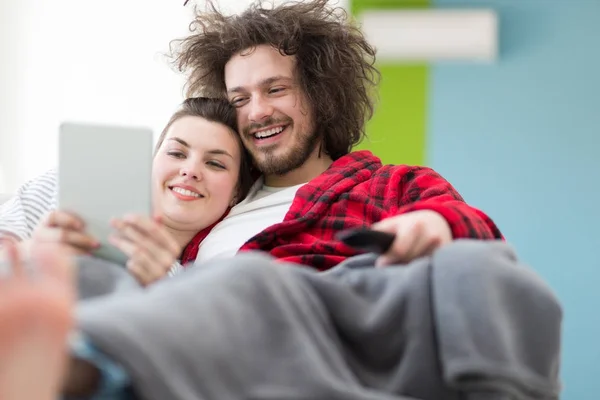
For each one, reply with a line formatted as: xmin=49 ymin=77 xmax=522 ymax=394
xmin=371 ymin=210 xmax=452 ymax=267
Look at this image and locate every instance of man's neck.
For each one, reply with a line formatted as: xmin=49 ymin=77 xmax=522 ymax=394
xmin=265 ymin=153 xmax=333 ymax=187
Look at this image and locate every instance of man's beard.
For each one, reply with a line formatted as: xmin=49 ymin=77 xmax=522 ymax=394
xmin=250 ymin=127 xmax=321 ymax=176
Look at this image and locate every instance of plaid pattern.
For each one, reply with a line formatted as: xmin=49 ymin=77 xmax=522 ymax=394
xmin=182 ymin=150 xmax=502 ymax=271
xmin=240 ymin=150 xmax=501 ymax=270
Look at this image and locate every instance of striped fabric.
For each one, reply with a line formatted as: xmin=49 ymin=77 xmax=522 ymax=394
xmin=0 ymin=169 xmax=58 ymax=240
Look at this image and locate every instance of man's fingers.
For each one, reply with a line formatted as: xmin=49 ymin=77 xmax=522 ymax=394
xmin=370 ymin=217 xmax=399 ymax=233
xmin=372 ymin=211 xmax=453 ymax=267
xmin=376 ymin=232 xmax=418 ymax=267
xmin=376 ymin=221 xmax=423 ymax=267
xmin=399 ymin=230 xmax=433 ymax=263
xmin=376 ymin=223 xmax=443 ymax=267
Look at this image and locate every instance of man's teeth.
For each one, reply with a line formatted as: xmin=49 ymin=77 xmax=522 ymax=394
xmin=172 ymin=187 xmax=202 ymax=198
xmin=254 ymin=126 xmax=284 ymax=139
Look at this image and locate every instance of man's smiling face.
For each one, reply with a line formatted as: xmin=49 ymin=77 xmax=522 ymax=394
xmin=225 ymin=45 xmax=320 ymax=176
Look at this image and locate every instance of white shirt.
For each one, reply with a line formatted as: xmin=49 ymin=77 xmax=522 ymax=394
xmin=194 ymin=177 xmax=304 ymax=264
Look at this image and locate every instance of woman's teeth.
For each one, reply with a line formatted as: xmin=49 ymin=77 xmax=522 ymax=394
xmin=172 ymin=187 xmax=202 ymax=198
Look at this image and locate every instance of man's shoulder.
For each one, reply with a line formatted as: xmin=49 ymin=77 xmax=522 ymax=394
xmin=342 ymin=151 xmax=436 ymax=175
xmin=317 ymin=151 xmax=443 ymax=190
xmin=356 ymin=158 xmax=436 ymax=180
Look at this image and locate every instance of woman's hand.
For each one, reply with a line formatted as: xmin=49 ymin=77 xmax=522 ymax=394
xmin=108 ymin=214 xmax=181 ymax=286
xmin=32 ymin=210 xmax=99 ymax=256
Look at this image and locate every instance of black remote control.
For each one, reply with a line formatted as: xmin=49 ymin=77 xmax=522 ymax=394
xmin=336 ymin=228 xmax=396 ymax=254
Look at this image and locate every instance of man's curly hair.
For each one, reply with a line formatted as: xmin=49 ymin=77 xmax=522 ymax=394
xmin=170 ymin=0 xmax=380 ymax=160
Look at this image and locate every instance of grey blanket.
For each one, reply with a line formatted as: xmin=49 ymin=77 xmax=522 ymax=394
xmin=74 ymin=240 xmax=562 ymax=400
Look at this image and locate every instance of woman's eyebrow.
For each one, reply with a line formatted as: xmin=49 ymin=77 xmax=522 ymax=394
xmin=206 ymin=149 xmax=233 ymax=158
xmin=168 ymin=137 xmax=190 ymax=147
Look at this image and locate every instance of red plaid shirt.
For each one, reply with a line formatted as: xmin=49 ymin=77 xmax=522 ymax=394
xmin=182 ymin=150 xmax=502 ymax=270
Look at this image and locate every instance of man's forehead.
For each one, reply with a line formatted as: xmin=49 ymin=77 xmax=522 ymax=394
xmin=225 ymin=45 xmax=297 ymax=91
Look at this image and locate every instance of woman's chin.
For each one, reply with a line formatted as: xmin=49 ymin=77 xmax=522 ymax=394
xmin=163 ymin=214 xmax=209 ymax=231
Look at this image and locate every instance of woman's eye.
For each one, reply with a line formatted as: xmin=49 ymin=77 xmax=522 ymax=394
xmin=167 ymin=151 xmax=186 ymax=159
xmin=207 ymin=161 xmax=225 ymax=169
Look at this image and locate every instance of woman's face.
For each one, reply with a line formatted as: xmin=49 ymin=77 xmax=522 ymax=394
xmin=152 ymin=116 xmax=242 ymax=233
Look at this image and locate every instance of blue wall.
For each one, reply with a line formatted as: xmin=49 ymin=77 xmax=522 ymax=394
xmin=429 ymin=1 xmax=600 ymax=398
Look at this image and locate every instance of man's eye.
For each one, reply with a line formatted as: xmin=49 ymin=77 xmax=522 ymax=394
xmin=230 ymin=98 xmax=247 ymax=106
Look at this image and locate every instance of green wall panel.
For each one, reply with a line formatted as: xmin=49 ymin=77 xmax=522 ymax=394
xmin=351 ymin=0 xmax=429 ymax=166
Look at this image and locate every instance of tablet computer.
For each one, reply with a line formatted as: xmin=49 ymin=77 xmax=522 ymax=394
xmin=58 ymin=122 xmax=154 ymax=265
